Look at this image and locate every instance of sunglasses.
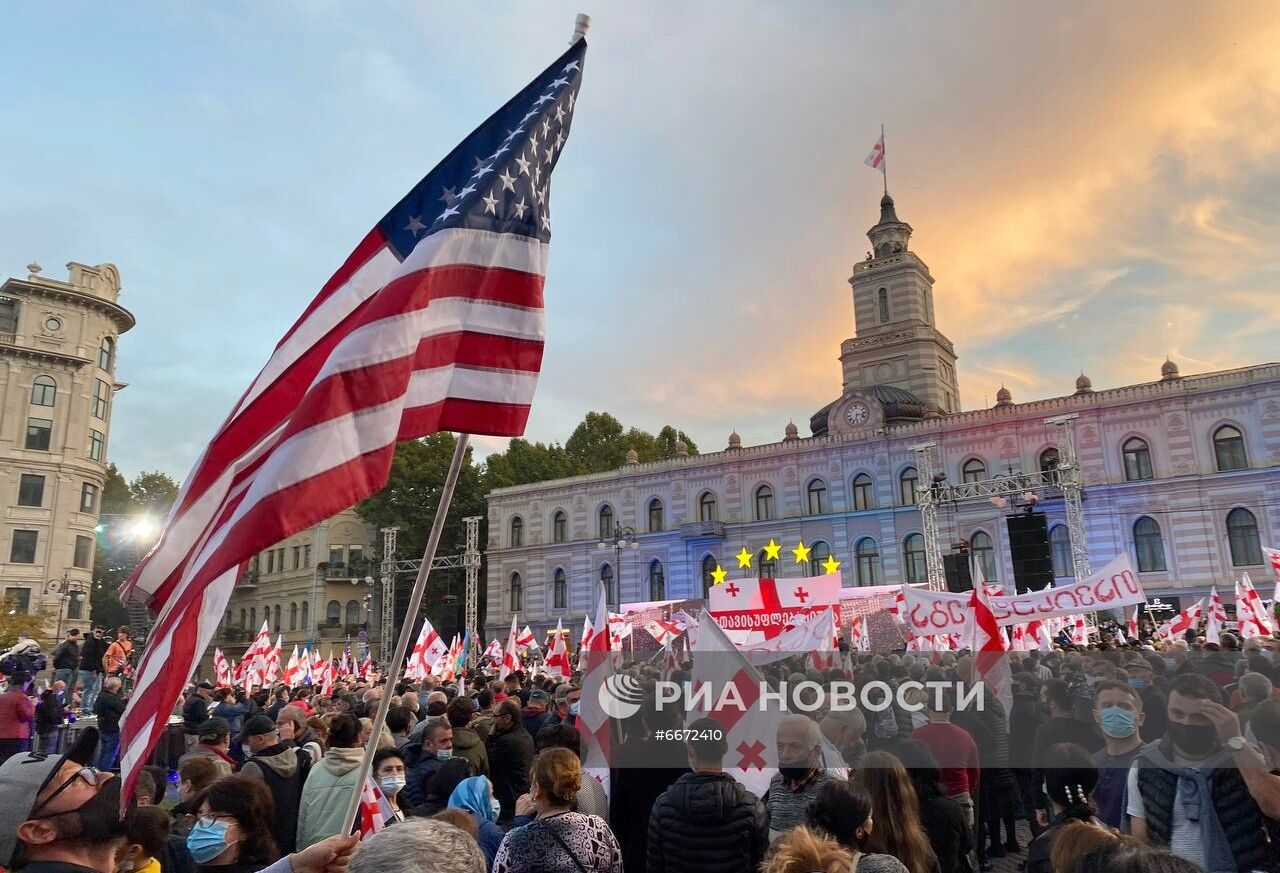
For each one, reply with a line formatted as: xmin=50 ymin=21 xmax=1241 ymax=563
xmin=31 ymin=766 xmax=108 ymax=817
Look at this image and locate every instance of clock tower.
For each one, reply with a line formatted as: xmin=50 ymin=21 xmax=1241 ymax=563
xmin=837 ymin=193 xmax=960 ymax=415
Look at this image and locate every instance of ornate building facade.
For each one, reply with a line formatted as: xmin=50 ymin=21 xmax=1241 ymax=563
xmin=484 ymin=195 xmax=1280 ymax=641
xmin=0 ymin=262 xmax=134 ymax=641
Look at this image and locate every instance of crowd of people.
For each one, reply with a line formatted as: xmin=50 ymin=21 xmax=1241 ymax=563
xmin=0 ymin=626 xmax=1278 ymax=873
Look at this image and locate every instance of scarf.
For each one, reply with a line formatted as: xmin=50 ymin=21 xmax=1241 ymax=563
xmin=1143 ymin=741 xmax=1236 ymax=872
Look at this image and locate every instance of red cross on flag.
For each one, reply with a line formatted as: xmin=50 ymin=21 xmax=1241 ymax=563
xmin=213 ymin=649 xmax=231 ymax=688
xmin=1205 ymin=586 xmax=1228 ymax=644
xmin=1157 ymin=597 xmax=1204 ymax=640
xmin=405 ymin=618 xmax=448 ymax=681
xmin=516 ymin=625 xmax=537 ymax=649
xmin=643 ymin=618 xmax=681 ymax=646
xmin=707 ymin=575 xmax=841 ymax=644
xmin=500 ymin=615 xmax=521 ymax=680
xmin=545 ymin=618 xmax=572 ymax=681
xmin=1236 ymin=573 xmax=1275 ymax=638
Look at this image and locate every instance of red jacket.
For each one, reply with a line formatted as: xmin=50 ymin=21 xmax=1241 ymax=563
xmin=0 ymin=687 xmax=35 ymax=739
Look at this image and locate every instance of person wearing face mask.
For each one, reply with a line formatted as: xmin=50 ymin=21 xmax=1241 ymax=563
xmin=446 ymin=696 xmax=489 ymax=777
xmin=486 ymin=700 xmax=534 ymax=826
xmin=1090 ymin=680 xmax=1146 ymax=828
xmin=447 ymin=776 xmax=506 ymax=869
xmin=188 ymin=775 xmax=279 ymax=873
xmin=372 ymin=748 xmax=408 ymax=824
xmin=1127 ymin=673 xmax=1276 ymax=872
xmin=765 ymin=715 xmax=842 ymax=841
xmin=239 ymin=715 xmax=310 ymax=855
xmin=1123 ymin=657 xmax=1168 ymax=740
xmin=402 ymin=720 xmax=454 ymax=809
xmin=0 ymin=728 xmax=128 ymax=873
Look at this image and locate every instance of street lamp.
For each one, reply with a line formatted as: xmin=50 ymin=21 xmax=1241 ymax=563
xmin=597 ymin=523 xmax=639 ymax=610
xmin=46 ymin=573 xmax=89 ymax=643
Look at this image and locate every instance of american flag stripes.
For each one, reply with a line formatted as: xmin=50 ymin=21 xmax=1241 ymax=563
xmin=116 ymin=37 xmax=587 ymax=805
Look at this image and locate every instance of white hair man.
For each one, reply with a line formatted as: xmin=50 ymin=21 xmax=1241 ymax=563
xmin=350 ymin=818 xmax=484 ymax=873
xmin=765 ymin=714 xmax=837 ymax=840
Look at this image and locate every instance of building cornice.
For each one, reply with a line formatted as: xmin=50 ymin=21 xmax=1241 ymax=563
xmin=0 ymin=342 xmax=91 ymax=370
xmin=486 ymin=362 xmax=1280 ymax=501
xmin=2 ymin=278 xmax=137 ymax=333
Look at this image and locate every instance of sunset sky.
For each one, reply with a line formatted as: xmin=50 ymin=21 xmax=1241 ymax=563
xmin=3 ymin=1 xmax=1278 ymax=478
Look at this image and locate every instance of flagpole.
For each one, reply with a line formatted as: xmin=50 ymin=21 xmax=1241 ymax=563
xmin=337 ymin=432 xmax=472 ymax=837
xmin=881 ymin=123 xmax=888 ymax=196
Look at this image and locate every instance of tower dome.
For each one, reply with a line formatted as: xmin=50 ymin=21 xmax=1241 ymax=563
xmin=727 ymin=430 xmax=742 ymax=450
xmin=1161 ymin=358 xmax=1180 ymax=381
xmin=784 ymin=421 xmax=799 ymax=441
xmin=624 ymin=448 xmax=639 ymax=465
xmin=1074 ymin=372 xmax=1094 ymax=394
xmin=675 ymin=439 xmax=689 ymax=457
xmin=995 ymin=385 xmax=1013 ymax=407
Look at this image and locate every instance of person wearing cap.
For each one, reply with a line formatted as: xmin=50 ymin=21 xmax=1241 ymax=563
xmin=0 ymin=726 xmax=128 ymax=873
xmin=184 ymin=683 xmax=216 ymax=750
xmin=239 ymin=714 xmax=310 ymax=856
xmin=0 ymin=670 xmax=37 ymax=763
xmin=77 ymin=628 xmax=109 ymax=715
xmin=51 ymin=630 xmax=81 ymax=699
xmin=520 ymin=689 xmax=553 ymax=737
xmin=1124 ymin=657 xmax=1168 ymax=741
xmin=179 ymin=717 xmax=235 ymax=778
xmin=92 ymin=677 xmax=126 ymax=770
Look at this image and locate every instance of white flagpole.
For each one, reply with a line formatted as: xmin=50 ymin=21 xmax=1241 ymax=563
xmin=880 ymin=123 xmax=888 ymax=196
xmin=338 ymin=432 xmax=471 ymax=836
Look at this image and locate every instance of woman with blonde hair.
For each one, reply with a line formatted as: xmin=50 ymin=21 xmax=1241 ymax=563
xmin=762 ymin=825 xmax=853 ymax=873
xmin=492 ymin=747 xmax=621 ymax=873
xmin=852 ymin=751 xmax=941 ymax=873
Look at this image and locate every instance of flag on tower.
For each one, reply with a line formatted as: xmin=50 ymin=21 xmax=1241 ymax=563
xmin=864 ymin=131 xmax=886 ymax=173
xmin=114 ymin=35 xmax=588 ymax=806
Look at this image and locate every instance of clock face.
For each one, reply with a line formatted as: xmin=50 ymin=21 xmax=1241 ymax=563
xmin=845 ymin=402 xmax=869 ymax=425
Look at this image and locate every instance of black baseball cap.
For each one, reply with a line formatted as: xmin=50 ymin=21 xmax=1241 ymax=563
xmin=242 ymin=715 xmax=276 ymax=738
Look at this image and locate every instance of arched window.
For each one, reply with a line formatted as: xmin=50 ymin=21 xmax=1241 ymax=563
xmin=903 ymin=534 xmax=926 ymax=584
xmin=851 ymin=474 xmax=874 ymax=511
xmin=1227 ymin=508 xmax=1262 ymax=566
xmin=759 ymin=548 xmax=779 ymax=579
xmin=754 ymin=485 xmax=775 ymax=521
xmin=971 ymin=531 xmax=996 ymax=583
xmin=855 ymin=538 xmax=881 ymax=585
xmin=1133 ymin=517 xmax=1166 ymax=572
xmin=1214 ymin=426 xmax=1248 ymax=472
xmin=878 ymin=287 xmax=890 ymax=323
xmin=290 ymin=602 xmax=298 ymax=631
xmin=30 ymin=376 xmax=57 ymax=407
xmin=1049 ymin=525 xmax=1072 ymax=578
xmin=239 ymin=609 xmax=246 ymax=628
xmin=698 ymin=491 xmax=717 ymax=522
xmin=553 ymin=568 xmax=567 ymax=609
xmin=552 ymin=510 xmax=567 ymax=543
xmin=806 ymin=479 xmax=829 ymax=515
xmin=961 ymin=458 xmax=986 ymax=484
xmin=809 ymin=541 xmax=832 ymax=577
xmin=250 ymin=607 xmax=257 ymax=628
xmin=325 ymin=601 xmax=339 ymax=624
xmin=98 ymin=337 xmax=114 ymax=371
xmin=598 ymin=504 xmax=614 ymax=539
xmin=1039 ymin=448 xmax=1060 ymax=474
xmin=1122 ymin=437 xmax=1154 ymax=481
xmin=648 ymin=498 xmax=664 ymax=532
xmin=301 ymin=601 xmax=309 ymax=630
xmin=273 ymin=604 xmax=281 ymax=630
xmin=701 ymin=555 xmax=717 ymax=597
xmin=899 ymin=467 xmax=919 ymax=506
xmin=509 ymin=516 xmax=523 ymax=548
xmin=509 ymin=573 xmax=523 ymax=612
xmin=649 ymin=560 xmax=665 ymax=601
xmin=601 ymin=564 xmax=616 ymax=607
xmin=344 ymin=600 xmax=359 ymax=626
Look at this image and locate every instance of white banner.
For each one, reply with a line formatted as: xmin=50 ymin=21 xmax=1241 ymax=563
xmin=902 ymin=554 xmax=1144 ymax=638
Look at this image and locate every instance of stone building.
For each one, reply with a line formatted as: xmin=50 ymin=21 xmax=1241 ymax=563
xmin=0 ymin=262 xmax=134 ymax=641
xmin=484 ymin=195 xmax=1280 ymax=642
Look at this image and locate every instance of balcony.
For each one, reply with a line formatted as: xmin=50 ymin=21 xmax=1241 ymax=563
xmin=680 ymin=520 xmax=726 ymax=539
xmin=317 ymin=621 xmax=365 ymax=639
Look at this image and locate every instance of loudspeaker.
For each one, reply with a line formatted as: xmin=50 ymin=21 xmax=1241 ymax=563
xmin=437 ymin=594 xmax=462 ymax=642
xmin=1007 ymin=512 xmax=1054 ymax=592
xmin=943 ymin=553 xmax=974 ymax=592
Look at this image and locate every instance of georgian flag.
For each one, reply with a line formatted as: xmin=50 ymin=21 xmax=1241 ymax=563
xmin=484 ymin=638 xmax=503 ymax=665
xmin=578 ymin=615 xmax=594 ymax=655
xmin=516 ymin=625 xmax=537 ymax=649
xmin=213 ymin=649 xmax=232 ymax=688
xmin=405 ymin=618 xmax=448 ymax=681
xmin=545 ymin=619 xmax=572 ymax=681
xmin=864 ymin=132 xmax=885 ymax=172
xmin=1236 ymin=573 xmax=1275 ymax=638
xmin=1205 ymin=586 xmax=1228 ymax=645
xmin=643 ymin=619 xmax=681 ymax=646
xmin=1157 ymin=598 xmax=1204 ymax=640
xmin=500 ymin=616 xmax=521 ymax=680
xmin=282 ymin=646 xmax=303 ymax=687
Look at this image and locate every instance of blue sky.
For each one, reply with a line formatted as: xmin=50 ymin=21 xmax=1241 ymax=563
xmin=3 ymin=1 xmax=1278 ymax=480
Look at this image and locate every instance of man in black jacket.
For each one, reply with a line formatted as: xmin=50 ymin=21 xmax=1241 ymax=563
xmin=239 ymin=714 xmax=309 ymax=853
xmin=51 ymin=629 xmax=81 ymax=701
xmin=93 ymin=677 xmax=126 ymax=770
xmin=647 ymin=717 xmax=767 ymax=873
xmin=183 ymin=682 xmax=214 ymax=750
xmin=486 ymin=698 xmax=533 ymax=824
xmin=78 ymin=626 xmax=109 ymax=714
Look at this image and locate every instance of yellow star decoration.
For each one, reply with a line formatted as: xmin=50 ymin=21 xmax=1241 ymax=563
xmin=735 ymin=546 xmax=753 ymax=569
xmin=710 ymin=564 xmax=728 ymax=586
xmin=792 ymin=541 xmax=811 ymax=565
xmin=763 ymin=538 xmax=782 ymax=561
xmin=822 ymin=554 xmax=842 ymax=575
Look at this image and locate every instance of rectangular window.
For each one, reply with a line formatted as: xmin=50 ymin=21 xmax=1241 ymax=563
xmin=67 ymin=592 xmax=83 ymax=620
xmin=276 ymin=548 xmax=285 ymax=571
xmin=80 ymin=483 xmax=98 ymax=513
xmin=3 ymin=586 xmax=30 ymax=613
xmin=74 ymin=535 xmax=93 ymax=569
xmin=348 ymin=546 xmax=364 ymax=564
xmin=303 ymin=544 xmax=311 ymax=568
xmin=329 ymin=546 xmax=345 ymax=566
xmin=878 ymin=287 xmax=890 ymax=323
xmin=26 ymin=418 xmax=52 ymax=451
xmin=88 ymin=429 xmax=105 ymax=461
xmin=91 ymin=379 xmax=110 ymax=420
xmin=0 ymin=298 xmax=19 ymax=335
xmin=10 ymin=529 xmax=38 ymax=563
xmin=266 ymin=551 xmax=275 ymax=574
xmin=17 ymin=474 xmax=45 ymax=507
xmin=292 ymin=546 xmax=301 ymax=569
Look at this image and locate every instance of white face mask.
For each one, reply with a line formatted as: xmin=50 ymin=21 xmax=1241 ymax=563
xmin=568 ymin=701 xmax=580 ymax=717
xmin=380 ymin=775 xmax=406 ymax=797
xmin=490 ymin=796 xmax=502 ymax=818
xmin=436 ymin=748 xmax=453 ymax=760
xmin=910 ymin=712 xmax=929 ymax=730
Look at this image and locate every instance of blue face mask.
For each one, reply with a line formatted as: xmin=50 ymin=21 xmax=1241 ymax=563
xmin=187 ymin=820 xmax=233 ymax=864
xmin=1163 ymin=657 xmax=1177 ymax=671
xmin=1127 ymin=676 xmax=1147 ymax=691
xmin=1098 ymin=706 xmax=1138 ymax=739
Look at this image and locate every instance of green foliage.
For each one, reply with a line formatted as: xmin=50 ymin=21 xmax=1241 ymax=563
xmin=92 ymin=467 xmax=181 ymax=633
xmin=129 ymin=470 xmax=180 ymax=515
xmin=0 ymin=597 xmax=58 ymax=651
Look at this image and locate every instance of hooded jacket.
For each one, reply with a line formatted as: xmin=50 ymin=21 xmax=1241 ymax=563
xmin=242 ymin=743 xmax=310 ymax=854
xmin=297 ymin=746 xmax=364 ymax=849
xmin=449 ymin=725 xmax=489 ymax=777
xmin=646 ymin=772 xmax=768 ymax=873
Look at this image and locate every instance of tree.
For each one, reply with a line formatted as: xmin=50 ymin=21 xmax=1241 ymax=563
xmin=565 ymin=411 xmax=628 ymax=472
xmin=129 ymin=471 xmax=180 ymax=516
xmin=483 ymin=438 xmax=576 ymax=490
xmin=91 ymin=468 xmax=181 ymax=634
xmin=0 ymin=597 xmax=58 ymax=652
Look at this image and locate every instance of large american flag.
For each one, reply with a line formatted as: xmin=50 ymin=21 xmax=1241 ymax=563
xmin=117 ymin=37 xmax=587 ymax=802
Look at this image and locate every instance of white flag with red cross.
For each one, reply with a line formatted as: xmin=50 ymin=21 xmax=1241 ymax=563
xmin=643 ymin=618 xmax=681 ymax=646
xmin=864 ymin=132 xmax=885 ymax=172
xmin=1236 ymin=573 xmax=1275 ymax=638
xmin=546 ymin=618 xmax=572 ymax=681
xmin=1157 ymin=598 xmax=1204 ymax=640
xmin=707 ymin=575 xmax=841 ymax=644
xmin=578 ymin=615 xmax=595 ymax=655
xmin=516 ymin=625 xmax=537 ymax=649
xmin=213 ymin=649 xmax=232 ymax=688
xmin=1206 ymin=586 xmax=1228 ymax=644
xmin=405 ymin=618 xmax=448 ymax=681
xmin=500 ymin=615 xmax=521 ymax=680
